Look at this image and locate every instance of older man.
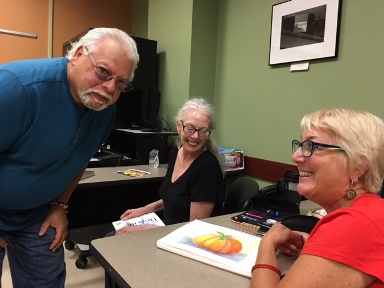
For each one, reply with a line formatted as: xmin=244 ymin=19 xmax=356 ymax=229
xmin=0 ymin=27 xmax=139 ymax=287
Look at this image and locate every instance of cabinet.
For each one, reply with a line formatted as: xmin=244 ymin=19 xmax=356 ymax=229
xmin=108 ymin=129 xmax=178 ymax=165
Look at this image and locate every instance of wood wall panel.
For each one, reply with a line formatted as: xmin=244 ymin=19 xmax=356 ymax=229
xmin=53 ymin=0 xmax=132 ymax=57
xmin=0 ymin=0 xmax=48 ymax=63
xmin=0 ymin=0 xmax=132 ymax=63
xmin=244 ymin=156 xmax=297 ymax=183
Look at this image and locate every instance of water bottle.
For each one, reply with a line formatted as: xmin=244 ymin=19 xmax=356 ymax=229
xmin=149 ymin=149 xmax=159 ymax=168
xmin=154 ymin=153 xmax=159 ymax=168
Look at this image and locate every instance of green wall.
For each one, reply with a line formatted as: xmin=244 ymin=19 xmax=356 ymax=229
xmin=132 ymin=0 xmax=149 ymax=38
xmin=148 ymin=0 xmax=194 ymax=126
xmin=214 ymin=0 xmax=384 ymax=166
xmin=134 ymin=0 xmax=384 ymax=183
xmin=189 ymin=0 xmax=219 ymax=106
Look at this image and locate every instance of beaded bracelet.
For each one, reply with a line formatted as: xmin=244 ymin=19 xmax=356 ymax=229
xmin=50 ymin=200 xmax=68 ymax=213
xmin=251 ymin=264 xmax=281 ymax=276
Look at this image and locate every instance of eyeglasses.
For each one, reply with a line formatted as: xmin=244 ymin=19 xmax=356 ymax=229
xmin=181 ymin=121 xmax=210 ymax=138
xmin=292 ymin=139 xmax=344 ymax=158
xmin=84 ymin=47 xmax=132 ymax=92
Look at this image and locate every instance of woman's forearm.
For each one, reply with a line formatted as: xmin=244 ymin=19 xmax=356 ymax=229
xmin=251 ymin=238 xmax=281 ymax=288
xmin=144 ymin=199 xmax=164 ymax=213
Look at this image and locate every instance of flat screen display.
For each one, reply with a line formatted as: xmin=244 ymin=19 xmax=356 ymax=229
xmin=113 ymin=88 xmax=161 ymax=129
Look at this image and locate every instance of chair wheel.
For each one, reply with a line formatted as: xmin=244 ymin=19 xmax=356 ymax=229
xmin=64 ymin=241 xmax=75 ymax=250
xmin=75 ymin=256 xmax=88 ymax=269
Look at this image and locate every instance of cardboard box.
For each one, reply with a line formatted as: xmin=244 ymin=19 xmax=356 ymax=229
xmin=219 ymin=147 xmax=244 ymax=170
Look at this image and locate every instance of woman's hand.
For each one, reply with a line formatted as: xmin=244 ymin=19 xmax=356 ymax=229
xmin=120 ymin=207 xmax=147 ymax=220
xmin=115 ymin=225 xmax=157 ymax=235
xmin=262 ymin=224 xmax=305 ymax=256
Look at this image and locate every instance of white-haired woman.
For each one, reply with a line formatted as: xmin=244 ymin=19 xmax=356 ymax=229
xmin=117 ymin=97 xmax=225 ymax=229
xmin=251 ymin=109 xmax=384 ymax=288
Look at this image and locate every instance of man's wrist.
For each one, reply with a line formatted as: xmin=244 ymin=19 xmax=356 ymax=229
xmin=50 ymin=200 xmax=68 ymax=213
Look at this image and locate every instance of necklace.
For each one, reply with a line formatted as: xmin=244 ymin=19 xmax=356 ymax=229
xmin=346 ymin=193 xmax=366 ymax=208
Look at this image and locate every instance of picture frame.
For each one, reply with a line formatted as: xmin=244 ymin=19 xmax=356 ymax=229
xmin=269 ymin=0 xmax=342 ymax=66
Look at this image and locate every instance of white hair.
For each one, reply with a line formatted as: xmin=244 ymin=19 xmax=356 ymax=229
xmin=65 ymin=28 xmax=139 ymax=82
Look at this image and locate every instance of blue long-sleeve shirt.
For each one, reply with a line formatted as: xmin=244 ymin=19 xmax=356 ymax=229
xmin=0 ymin=57 xmax=115 ymax=230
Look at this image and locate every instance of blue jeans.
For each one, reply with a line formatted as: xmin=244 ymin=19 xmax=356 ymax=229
xmin=0 ymin=221 xmax=66 ymax=288
xmin=0 ymin=247 xmax=5 ymax=287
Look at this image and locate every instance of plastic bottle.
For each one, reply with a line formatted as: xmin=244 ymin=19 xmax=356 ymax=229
xmin=154 ymin=154 xmax=159 ymax=168
xmin=149 ymin=149 xmax=159 ymax=168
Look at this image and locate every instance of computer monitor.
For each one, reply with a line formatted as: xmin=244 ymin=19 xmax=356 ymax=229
xmin=113 ymin=87 xmax=161 ymax=130
xmin=142 ymin=87 xmax=161 ymax=129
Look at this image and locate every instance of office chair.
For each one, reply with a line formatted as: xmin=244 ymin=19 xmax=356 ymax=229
xmin=258 ymin=184 xmax=280 ymax=198
xmin=222 ymin=176 xmax=260 ymax=214
xmin=281 ymin=215 xmax=320 ymax=234
xmin=258 ymin=171 xmax=305 ymax=204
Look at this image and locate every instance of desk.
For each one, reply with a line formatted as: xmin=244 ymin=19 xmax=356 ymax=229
xmin=68 ymin=165 xmax=167 ymax=230
xmin=91 ymin=214 xmax=251 ymax=288
xmin=66 ymin=165 xmax=167 ymax=268
xmin=116 ymin=129 xmax=178 ymax=136
xmin=90 ymin=200 xmax=320 ymax=288
xmin=76 ymin=164 xmax=167 ymax=187
xmin=299 ymin=199 xmax=322 ymax=215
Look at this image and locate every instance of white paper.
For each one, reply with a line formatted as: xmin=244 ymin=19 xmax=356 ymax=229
xmin=112 ymin=212 xmax=165 ymax=231
xmin=290 ymin=61 xmax=310 ymax=71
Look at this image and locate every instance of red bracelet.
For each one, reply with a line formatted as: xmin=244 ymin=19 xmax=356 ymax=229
xmin=251 ymin=264 xmax=281 ymax=276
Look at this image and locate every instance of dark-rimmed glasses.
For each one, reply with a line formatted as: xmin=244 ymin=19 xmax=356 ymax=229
xmin=181 ymin=121 xmax=210 ymax=138
xmin=84 ymin=47 xmax=132 ymax=92
xmin=292 ymin=139 xmax=344 ymax=158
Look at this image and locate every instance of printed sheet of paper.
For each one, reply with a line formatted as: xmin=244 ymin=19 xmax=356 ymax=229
xmin=112 ymin=212 xmax=164 ymax=231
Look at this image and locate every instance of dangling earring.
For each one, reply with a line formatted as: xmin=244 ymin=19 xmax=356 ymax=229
xmin=345 ymin=177 xmax=358 ymax=200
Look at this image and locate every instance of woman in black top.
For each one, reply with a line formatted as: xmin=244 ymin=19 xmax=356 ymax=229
xmin=117 ymin=97 xmax=225 ymax=232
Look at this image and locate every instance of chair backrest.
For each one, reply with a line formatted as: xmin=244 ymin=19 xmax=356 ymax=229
xmin=223 ymin=177 xmax=259 ymax=214
xmin=281 ymin=215 xmax=320 ymax=234
xmin=258 ymin=184 xmax=279 ymax=197
xmin=258 ymin=171 xmax=305 ymax=204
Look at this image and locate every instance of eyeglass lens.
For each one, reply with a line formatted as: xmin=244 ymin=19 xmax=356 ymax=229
xmin=94 ymin=67 xmax=131 ymax=92
xmin=182 ymin=122 xmax=210 ymax=137
xmin=86 ymin=47 xmax=132 ymax=92
xmin=292 ymin=140 xmax=313 ymax=157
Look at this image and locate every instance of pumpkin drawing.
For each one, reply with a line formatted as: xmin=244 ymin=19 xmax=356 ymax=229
xmin=193 ymin=232 xmax=242 ymax=254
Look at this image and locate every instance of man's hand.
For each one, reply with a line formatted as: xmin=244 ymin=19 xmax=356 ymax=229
xmin=39 ymin=204 xmax=68 ymax=252
xmin=0 ymin=237 xmax=6 ymax=248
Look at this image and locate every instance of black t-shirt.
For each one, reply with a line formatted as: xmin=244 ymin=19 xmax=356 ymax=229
xmin=159 ymin=146 xmax=224 ymax=225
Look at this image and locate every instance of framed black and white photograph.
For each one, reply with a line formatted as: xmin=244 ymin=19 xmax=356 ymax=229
xmin=269 ymin=0 xmax=341 ymax=66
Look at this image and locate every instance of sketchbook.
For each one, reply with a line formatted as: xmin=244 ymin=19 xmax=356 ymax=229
xmin=112 ymin=212 xmax=165 ymax=231
xmin=156 ymin=219 xmax=261 ymax=278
